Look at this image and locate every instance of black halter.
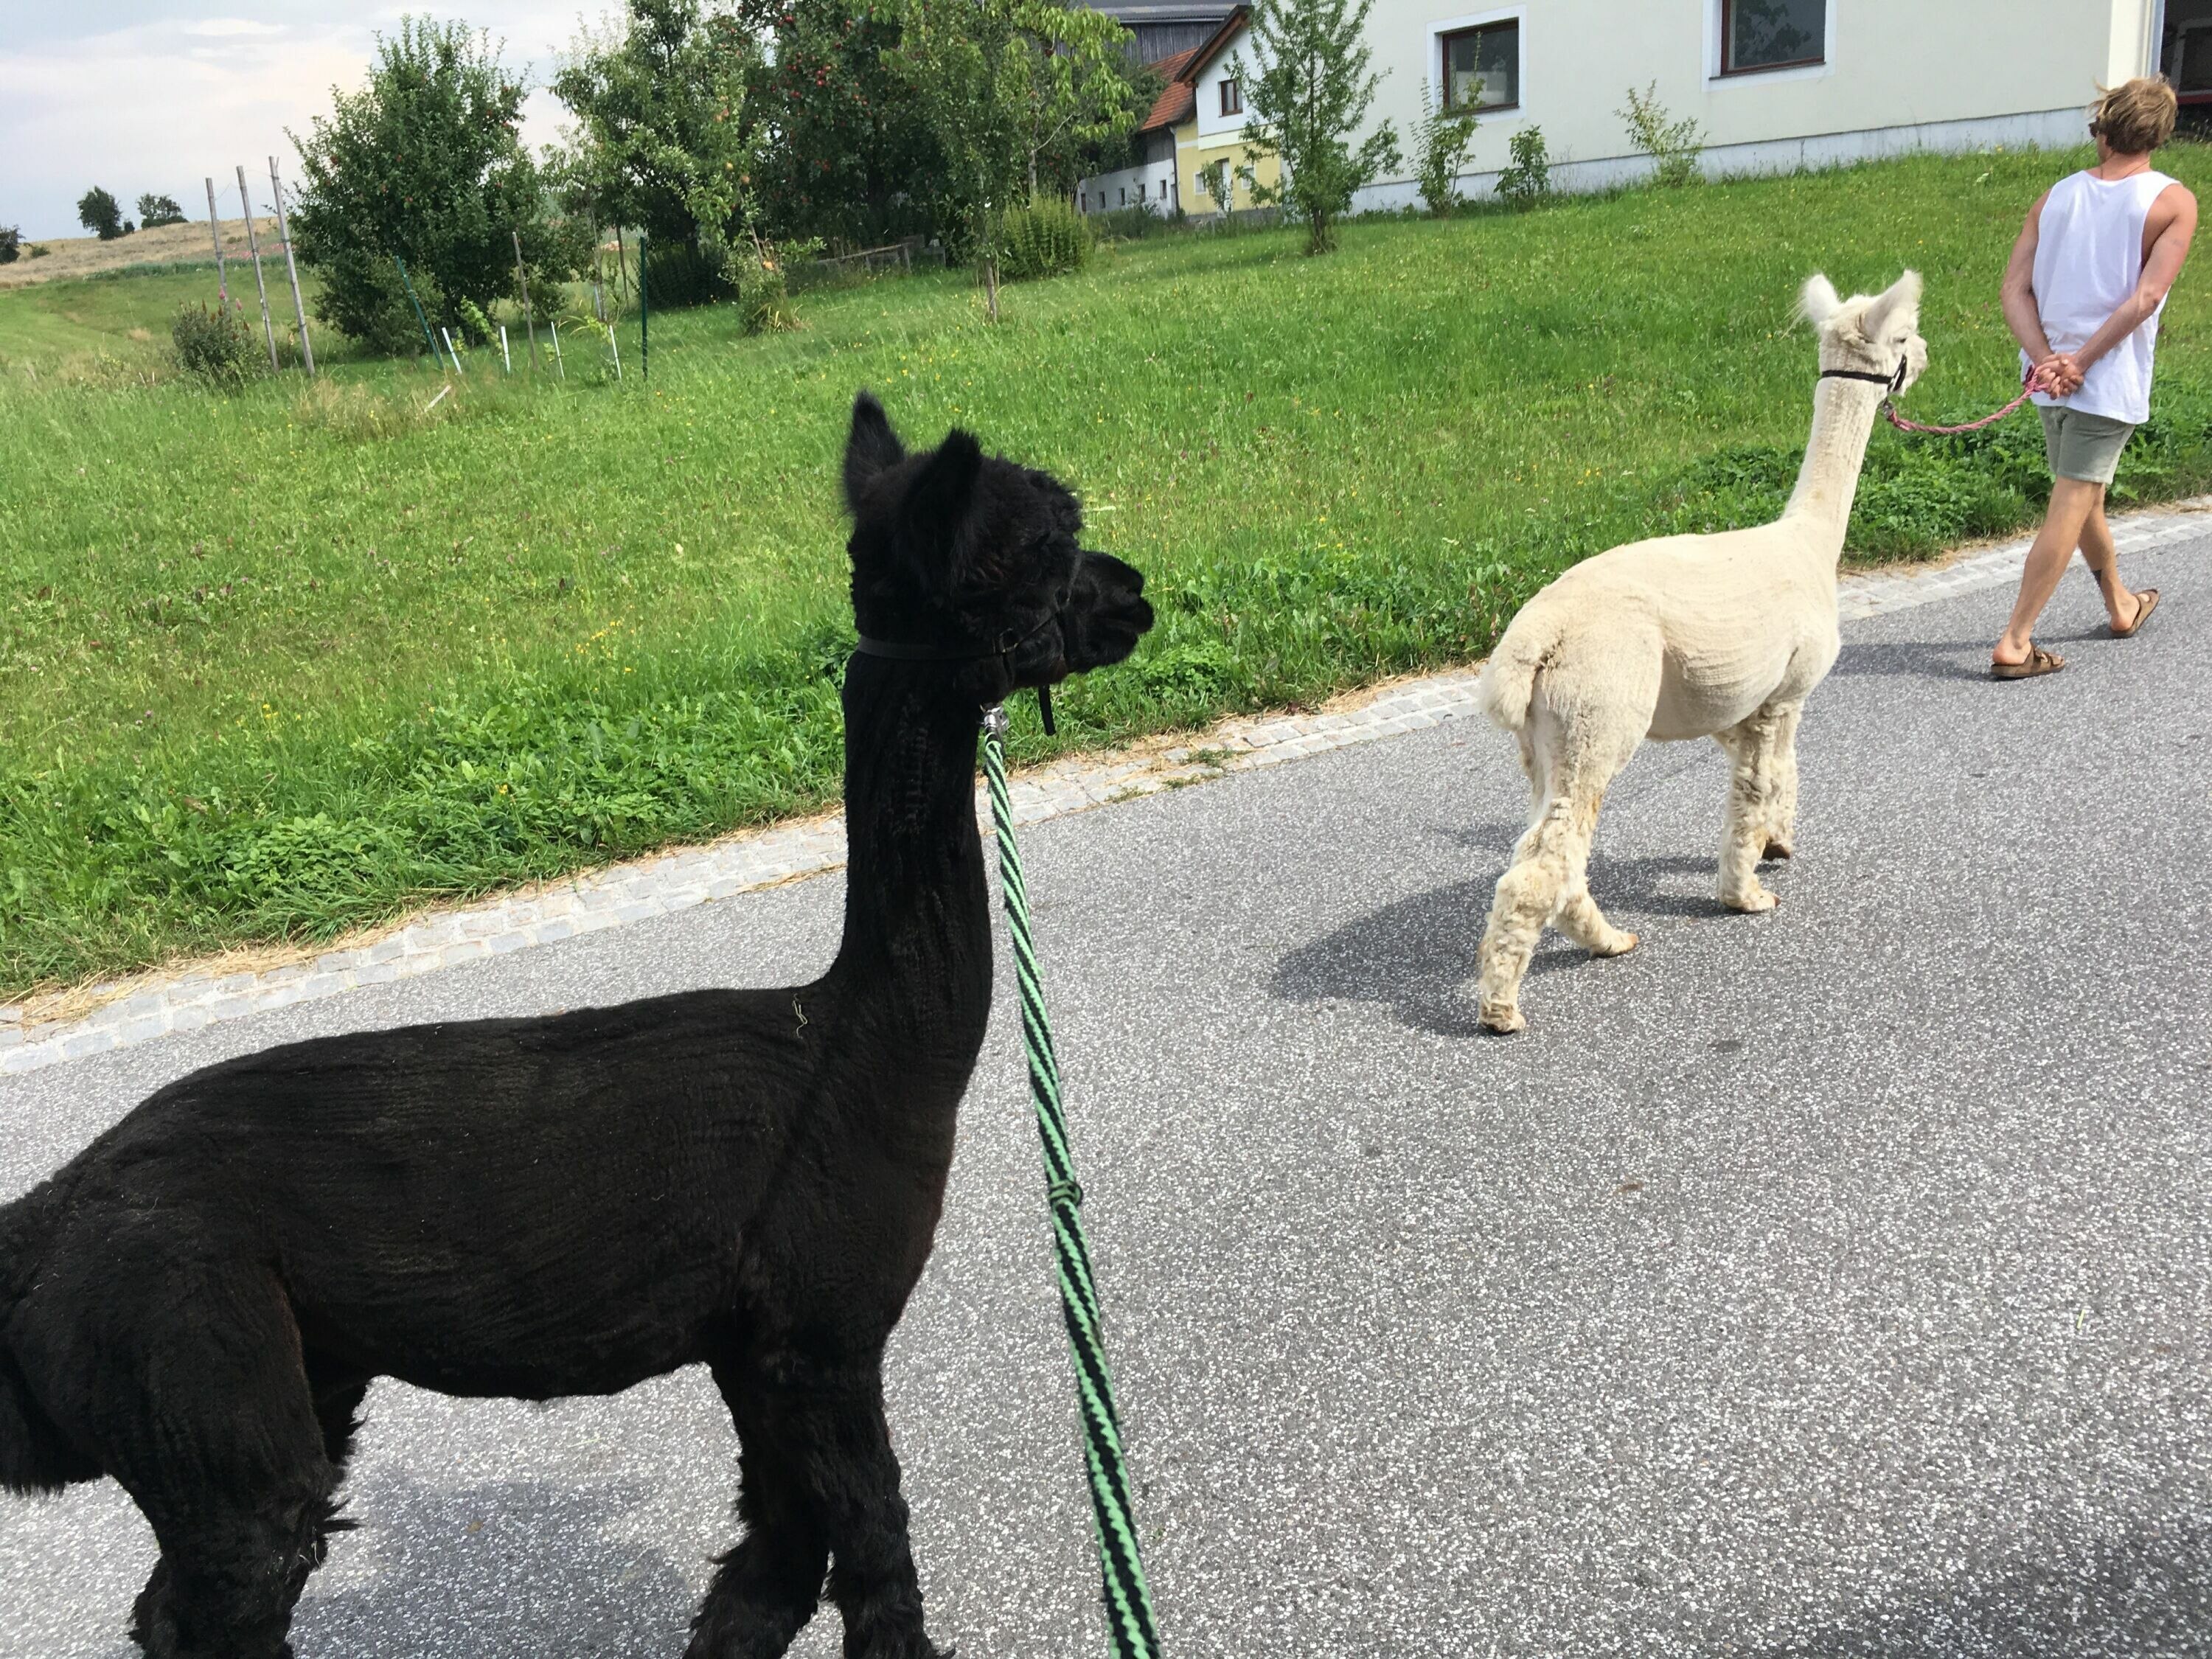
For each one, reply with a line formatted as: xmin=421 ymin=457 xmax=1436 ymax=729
xmin=851 ymin=609 xmax=1064 ymax=734
xmin=1819 ymin=357 xmax=1910 ymax=395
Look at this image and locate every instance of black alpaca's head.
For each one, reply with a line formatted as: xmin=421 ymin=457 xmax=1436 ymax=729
xmin=842 ymin=392 xmax=1152 ymax=705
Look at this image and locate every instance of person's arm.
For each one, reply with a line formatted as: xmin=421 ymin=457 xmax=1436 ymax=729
xmin=2053 ymin=183 xmax=2199 ymax=391
xmin=2002 ymin=191 xmax=2064 ymax=390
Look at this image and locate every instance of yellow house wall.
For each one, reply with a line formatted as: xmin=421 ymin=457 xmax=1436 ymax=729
xmin=1173 ymin=124 xmax=1281 ymax=213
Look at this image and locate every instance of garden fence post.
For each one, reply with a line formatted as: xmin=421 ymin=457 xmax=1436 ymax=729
xmin=512 ymin=229 xmax=540 ymax=369
xmin=268 ymin=158 xmax=314 ymax=376
xmin=203 ymin=178 xmax=229 ymax=306
xmin=638 ymin=231 xmax=648 ymax=383
xmin=235 ymin=165 xmax=279 ymax=372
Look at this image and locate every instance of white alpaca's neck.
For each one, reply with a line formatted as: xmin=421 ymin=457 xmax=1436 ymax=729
xmin=1783 ymin=377 xmax=1887 ymax=562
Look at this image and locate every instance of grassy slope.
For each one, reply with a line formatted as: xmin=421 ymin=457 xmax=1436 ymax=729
xmin=4 ymin=145 xmax=2211 ymax=993
xmin=0 ymin=218 xmax=280 ymax=292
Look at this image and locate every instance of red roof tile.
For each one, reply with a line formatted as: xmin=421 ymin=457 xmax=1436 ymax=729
xmin=1144 ymin=77 xmax=1196 ymax=132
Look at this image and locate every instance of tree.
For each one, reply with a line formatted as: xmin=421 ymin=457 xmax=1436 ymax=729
xmin=1194 ymin=156 xmax=1233 ymax=217
xmin=77 ymin=187 xmax=123 ymax=240
xmin=1409 ymin=79 xmax=1475 ymax=215
xmin=288 ymin=18 xmax=580 ymax=354
xmin=888 ymin=0 xmax=1141 ymax=317
xmin=1234 ymin=0 xmax=1401 ymax=254
xmin=742 ymin=0 xmax=944 ymax=249
xmin=0 ymin=226 xmax=19 ymax=265
xmin=552 ymin=0 xmax=763 ymax=254
xmin=137 ymin=193 xmax=189 ymax=229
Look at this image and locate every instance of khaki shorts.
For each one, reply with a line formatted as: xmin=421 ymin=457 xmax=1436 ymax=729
xmin=2039 ymin=404 xmax=2136 ymax=486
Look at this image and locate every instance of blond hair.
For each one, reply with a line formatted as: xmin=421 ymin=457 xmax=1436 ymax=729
xmin=2092 ymin=77 xmax=2178 ymax=155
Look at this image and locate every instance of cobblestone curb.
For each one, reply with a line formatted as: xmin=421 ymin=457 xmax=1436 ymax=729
xmin=6 ymin=501 xmax=2204 ymax=1077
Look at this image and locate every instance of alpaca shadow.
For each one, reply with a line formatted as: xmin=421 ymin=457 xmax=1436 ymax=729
xmin=294 ymin=1469 xmax=700 ymax=1659
xmin=1732 ymin=1517 xmax=2211 ymax=1658
xmin=1274 ymin=828 xmax=1725 ymax=1037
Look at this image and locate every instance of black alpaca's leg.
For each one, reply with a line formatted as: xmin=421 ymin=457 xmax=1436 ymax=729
xmin=762 ymin=1357 xmax=944 ymax=1659
xmin=130 ymin=1485 xmax=340 ymax=1659
xmin=65 ymin=1243 xmax=341 ymax=1659
xmin=686 ymin=1359 xmax=831 ymax=1659
xmin=305 ymin=1366 xmax=371 ymax=1470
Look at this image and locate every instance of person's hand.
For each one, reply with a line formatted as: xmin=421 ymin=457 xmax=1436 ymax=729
xmin=2029 ymin=354 xmax=2067 ymax=394
xmin=2050 ymin=352 xmax=2087 ymax=395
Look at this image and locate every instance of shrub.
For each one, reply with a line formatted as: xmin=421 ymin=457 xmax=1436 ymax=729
xmin=289 ymin=18 xmax=575 ymax=350
xmin=1091 ymin=202 xmax=1173 ymax=240
xmin=1620 ymin=82 xmax=1705 ymax=187
xmin=998 ymin=198 xmax=1091 ymax=281
xmin=0 ymin=226 xmax=19 ymax=265
xmin=171 ymin=301 xmax=257 ymax=385
xmin=1411 ymin=80 xmax=1477 ymax=215
xmin=728 ymin=239 xmax=806 ymax=334
xmin=137 ymin=193 xmax=188 ymax=229
xmin=456 ymin=296 xmax=497 ymax=348
xmin=639 ymin=237 xmax=731 ymax=310
xmin=1497 ymin=125 xmax=1551 ymax=206
xmin=77 ymin=187 xmax=124 ymax=240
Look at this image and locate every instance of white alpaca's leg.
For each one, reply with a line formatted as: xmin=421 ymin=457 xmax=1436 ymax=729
xmin=1475 ymin=799 xmax=1577 ymax=1034
xmin=1554 ymin=838 xmax=1639 ymax=959
xmin=1761 ymin=704 xmax=1804 ymax=861
xmin=1477 ymin=684 xmax=1648 ymax=1032
xmin=1716 ymin=714 xmax=1785 ymax=911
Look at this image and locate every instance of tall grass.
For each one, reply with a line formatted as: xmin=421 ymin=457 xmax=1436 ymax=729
xmin=6 ymin=144 xmax=2212 ymax=992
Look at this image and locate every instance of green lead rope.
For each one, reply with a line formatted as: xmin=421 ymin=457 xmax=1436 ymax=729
xmin=980 ymin=705 xmax=1163 ymax=1659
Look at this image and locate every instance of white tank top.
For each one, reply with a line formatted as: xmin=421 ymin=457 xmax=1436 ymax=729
xmin=2024 ymin=167 xmax=2178 ymax=425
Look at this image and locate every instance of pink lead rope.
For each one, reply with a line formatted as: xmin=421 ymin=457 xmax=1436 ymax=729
xmin=1882 ymin=366 xmax=2042 ymax=437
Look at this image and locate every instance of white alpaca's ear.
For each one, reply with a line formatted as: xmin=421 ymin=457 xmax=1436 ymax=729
xmin=1861 ymin=270 xmax=1924 ymax=344
xmin=1798 ymin=274 xmax=1843 ymax=329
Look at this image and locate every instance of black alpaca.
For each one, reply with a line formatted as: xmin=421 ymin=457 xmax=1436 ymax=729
xmin=0 ymin=392 xmax=1153 ymax=1659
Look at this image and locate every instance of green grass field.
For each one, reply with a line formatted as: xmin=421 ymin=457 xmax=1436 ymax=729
xmin=6 ymin=144 xmax=2212 ymax=995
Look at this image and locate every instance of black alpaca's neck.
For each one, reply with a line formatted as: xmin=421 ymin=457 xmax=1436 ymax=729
xmin=826 ymin=653 xmax=992 ymax=1049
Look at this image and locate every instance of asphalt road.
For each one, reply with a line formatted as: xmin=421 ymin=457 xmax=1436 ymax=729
xmin=3 ymin=542 xmax=2208 ymax=1659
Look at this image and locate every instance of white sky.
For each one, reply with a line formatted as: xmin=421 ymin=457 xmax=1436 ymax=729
xmin=0 ymin=5 xmax=599 ymax=240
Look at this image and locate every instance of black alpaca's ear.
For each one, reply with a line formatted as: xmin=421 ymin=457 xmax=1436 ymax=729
xmin=844 ymin=391 xmax=905 ymax=516
xmin=901 ymin=428 xmax=984 ymax=564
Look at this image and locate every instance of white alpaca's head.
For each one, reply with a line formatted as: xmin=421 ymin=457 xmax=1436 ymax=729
xmin=1799 ymin=271 xmax=1927 ymax=397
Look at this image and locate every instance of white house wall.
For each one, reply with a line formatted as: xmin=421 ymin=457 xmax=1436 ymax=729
xmin=1335 ymin=0 xmax=2149 ymax=206
xmin=1193 ymin=22 xmax=1259 ymax=140
xmin=1081 ymin=157 xmax=1180 ymax=214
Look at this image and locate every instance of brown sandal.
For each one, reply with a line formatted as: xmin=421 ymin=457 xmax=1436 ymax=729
xmin=1991 ymin=644 xmax=2065 ymax=680
xmin=2110 ymin=588 xmax=2161 ymax=639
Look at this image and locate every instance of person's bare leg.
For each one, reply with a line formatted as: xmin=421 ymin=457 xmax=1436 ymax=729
xmin=2076 ymin=493 xmax=2146 ymax=630
xmin=1994 ymin=479 xmax=2103 ymax=665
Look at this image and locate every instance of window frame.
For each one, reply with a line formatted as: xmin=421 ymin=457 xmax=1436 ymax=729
xmin=1717 ymin=0 xmax=1827 ymax=78
xmin=1219 ymin=77 xmax=1242 ymax=117
xmin=1438 ymin=18 xmax=1522 ymax=116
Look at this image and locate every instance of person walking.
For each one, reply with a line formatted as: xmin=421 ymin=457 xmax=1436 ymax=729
xmin=1992 ymin=77 xmax=2197 ymax=679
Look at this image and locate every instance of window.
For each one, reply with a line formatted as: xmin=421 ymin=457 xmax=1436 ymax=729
xmin=1721 ymin=0 xmax=1825 ymax=74
xmin=1119 ymin=187 xmax=1127 ymax=205
xmin=1441 ymin=21 xmax=1519 ymax=114
xmin=1220 ymin=77 xmax=1242 ymax=116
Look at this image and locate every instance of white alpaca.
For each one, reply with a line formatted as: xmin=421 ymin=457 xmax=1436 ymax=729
xmin=1471 ymin=271 xmax=1928 ymax=1033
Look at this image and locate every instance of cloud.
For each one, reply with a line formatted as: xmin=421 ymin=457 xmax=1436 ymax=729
xmin=180 ymin=18 xmax=289 ymax=38
xmin=0 ymin=8 xmax=589 ymax=240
